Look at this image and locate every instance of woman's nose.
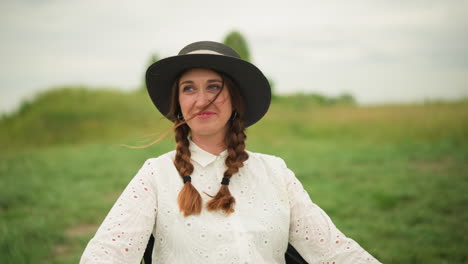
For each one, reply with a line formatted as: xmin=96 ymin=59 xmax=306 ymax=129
xmin=195 ymin=91 xmax=212 ymax=106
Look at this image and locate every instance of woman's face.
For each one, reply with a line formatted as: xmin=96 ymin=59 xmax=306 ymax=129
xmin=178 ymin=68 xmax=232 ymax=139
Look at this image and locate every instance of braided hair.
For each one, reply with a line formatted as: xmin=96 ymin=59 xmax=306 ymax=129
xmin=205 ymin=112 xmax=248 ymax=214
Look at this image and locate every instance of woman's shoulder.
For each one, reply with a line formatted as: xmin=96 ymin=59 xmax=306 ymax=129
xmin=245 ymin=150 xmax=292 ymax=191
xmin=135 ymin=151 xmax=177 ymax=184
xmin=246 ymin=150 xmax=288 ymax=169
xmin=141 ymin=150 xmax=176 ymax=168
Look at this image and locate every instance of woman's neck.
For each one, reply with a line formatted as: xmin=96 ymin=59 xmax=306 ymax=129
xmin=190 ymin=133 xmax=226 ymax=155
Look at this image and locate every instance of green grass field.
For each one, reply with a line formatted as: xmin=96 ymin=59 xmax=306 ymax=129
xmin=1 ymin=87 xmax=467 ymax=263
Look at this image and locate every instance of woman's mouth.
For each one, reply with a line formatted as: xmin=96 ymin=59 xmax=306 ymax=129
xmin=197 ymin=111 xmax=215 ymax=120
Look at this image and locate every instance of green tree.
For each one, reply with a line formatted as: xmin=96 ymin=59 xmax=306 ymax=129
xmin=140 ymin=53 xmax=160 ymax=91
xmin=223 ymin=31 xmax=251 ymax=62
xmin=223 ymin=30 xmax=277 ymax=98
xmin=148 ymin=53 xmax=160 ymax=66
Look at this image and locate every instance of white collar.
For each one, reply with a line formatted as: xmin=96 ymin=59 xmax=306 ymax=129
xmin=188 ymin=138 xmax=228 ymax=168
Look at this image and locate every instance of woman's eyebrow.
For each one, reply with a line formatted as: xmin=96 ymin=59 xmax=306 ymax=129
xmin=179 ymin=79 xmax=221 ymax=85
xmin=179 ymin=80 xmax=193 ymax=86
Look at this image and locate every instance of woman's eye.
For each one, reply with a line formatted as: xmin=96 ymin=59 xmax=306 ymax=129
xmin=208 ymin=85 xmax=221 ymax=91
xmin=182 ymin=86 xmax=194 ymax=92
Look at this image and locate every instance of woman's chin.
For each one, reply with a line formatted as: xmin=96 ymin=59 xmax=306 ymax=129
xmin=189 ymin=123 xmax=229 ymax=138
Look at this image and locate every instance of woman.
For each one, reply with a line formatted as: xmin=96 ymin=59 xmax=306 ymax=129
xmin=80 ymin=41 xmax=381 ymax=263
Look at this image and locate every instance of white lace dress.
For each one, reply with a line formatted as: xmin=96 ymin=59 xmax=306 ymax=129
xmin=80 ymin=141 xmax=382 ymax=263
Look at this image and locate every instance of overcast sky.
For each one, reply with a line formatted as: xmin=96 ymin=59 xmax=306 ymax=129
xmin=1 ymin=0 xmax=467 ymax=114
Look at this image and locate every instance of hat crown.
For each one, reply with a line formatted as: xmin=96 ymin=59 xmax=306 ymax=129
xmin=178 ymin=41 xmax=241 ymax=59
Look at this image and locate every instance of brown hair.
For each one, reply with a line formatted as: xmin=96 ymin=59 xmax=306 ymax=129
xmin=167 ymin=68 xmax=248 ymax=216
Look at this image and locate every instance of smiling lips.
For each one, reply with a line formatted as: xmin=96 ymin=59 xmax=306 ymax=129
xmin=196 ymin=111 xmax=216 ymax=120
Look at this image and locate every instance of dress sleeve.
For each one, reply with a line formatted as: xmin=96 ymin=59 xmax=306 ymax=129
xmin=80 ymin=159 xmax=158 ymax=264
xmin=278 ymin=158 xmax=382 ymax=264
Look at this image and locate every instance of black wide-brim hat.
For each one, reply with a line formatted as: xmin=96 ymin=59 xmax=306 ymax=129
xmin=145 ymin=41 xmax=271 ymax=127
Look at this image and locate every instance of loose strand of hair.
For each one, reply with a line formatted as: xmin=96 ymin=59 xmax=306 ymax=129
xmin=119 ymin=117 xmax=189 ymax=149
xmin=120 ymin=73 xmax=226 ymax=150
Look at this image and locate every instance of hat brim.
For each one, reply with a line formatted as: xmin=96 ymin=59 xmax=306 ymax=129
xmin=145 ymin=54 xmax=271 ymax=127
